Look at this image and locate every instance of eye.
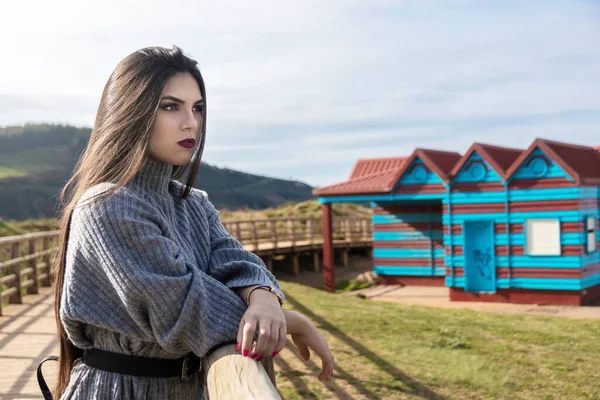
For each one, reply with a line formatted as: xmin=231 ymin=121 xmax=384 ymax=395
xmin=162 ymin=103 xmax=178 ymax=111
xmin=193 ymin=105 xmax=203 ymax=114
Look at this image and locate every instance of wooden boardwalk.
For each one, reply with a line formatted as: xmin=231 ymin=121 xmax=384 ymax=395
xmin=0 ymin=215 xmax=372 ymax=398
xmin=0 ymin=287 xmax=57 ymax=399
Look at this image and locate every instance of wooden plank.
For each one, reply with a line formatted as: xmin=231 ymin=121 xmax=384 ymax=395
xmin=29 ymin=239 xmax=39 ymax=294
xmin=0 ymin=248 xmax=55 ymax=269
xmin=9 ymin=243 xmax=22 ymax=304
xmin=269 ymin=220 xmax=278 ymax=250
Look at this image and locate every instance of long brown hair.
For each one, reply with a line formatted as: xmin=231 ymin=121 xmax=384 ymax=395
xmin=51 ymin=45 xmax=207 ymax=398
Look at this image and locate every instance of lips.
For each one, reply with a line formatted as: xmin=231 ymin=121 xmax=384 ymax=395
xmin=178 ymin=138 xmax=196 ymax=148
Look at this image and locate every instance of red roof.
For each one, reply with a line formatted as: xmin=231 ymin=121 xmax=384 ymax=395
xmin=506 ymin=139 xmax=600 ymax=185
xmin=313 ymin=157 xmax=407 ymax=196
xmin=451 ymin=143 xmax=523 ymax=179
xmin=313 ymin=138 xmax=600 ymax=198
xmin=349 ymin=157 xmax=406 ymax=179
xmin=388 ymin=148 xmax=462 ymax=187
xmin=312 ymin=149 xmax=462 ymax=196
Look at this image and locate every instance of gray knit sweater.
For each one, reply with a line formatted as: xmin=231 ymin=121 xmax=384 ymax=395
xmin=59 ymin=156 xmax=284 ymax=399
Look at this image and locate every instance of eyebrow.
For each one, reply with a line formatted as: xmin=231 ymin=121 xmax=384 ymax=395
xmin=160 ymin=95 xmax=203 ymax=105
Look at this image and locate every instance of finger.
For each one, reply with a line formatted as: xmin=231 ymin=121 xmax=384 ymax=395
xmin=318 ymin=354 xmax=335 ymax=381
xmin=292 ymin=335 xmax=311 ymax=361
xmin=272 ymin=325 xmax=286 ymax=357
xmin=236 ymin=317 xmax=245 ymax=352
xmin=241 ymin=319 xmax=257 ymax=358
xmin=252 ymin=324 xmax=271 ymax=358
xmin=264 ymin=324 xmax=279 ymax=358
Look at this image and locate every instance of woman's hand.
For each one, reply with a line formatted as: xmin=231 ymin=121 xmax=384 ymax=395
xmin=284 ymin=310 xmax=335 ymax=381
xmin=236 ymin=289 xmax=287 ymax=361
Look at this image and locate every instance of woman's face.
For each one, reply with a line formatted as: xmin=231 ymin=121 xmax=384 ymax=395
xmin=148 ymin=72 xmax=203 ymax=166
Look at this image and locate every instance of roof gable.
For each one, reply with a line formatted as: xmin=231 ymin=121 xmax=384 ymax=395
xmin=452 ymin=151 xmax=502 ymax=183
xmin=450 ymin=143 xmax=522 ymax=182
xmin=509 ymin=147 xmax=570 ymax=181
xmin=397 ymin=157 xmax=443 ymax=185
xmin=390 ymin=148 xmax=461 ymax=189
xmin=504 ymin=138 xmax=600 ymax=183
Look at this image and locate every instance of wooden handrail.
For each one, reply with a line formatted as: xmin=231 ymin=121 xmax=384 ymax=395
xmin=203 ymin=343 xmax=281 ymax=399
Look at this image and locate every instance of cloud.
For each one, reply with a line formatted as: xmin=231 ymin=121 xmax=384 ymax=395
xmin=1 ymin=0 xmax=599 ymax=186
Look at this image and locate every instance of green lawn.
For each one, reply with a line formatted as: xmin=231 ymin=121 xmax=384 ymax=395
xmin=276 ymin=282 xmax=600 ymax=400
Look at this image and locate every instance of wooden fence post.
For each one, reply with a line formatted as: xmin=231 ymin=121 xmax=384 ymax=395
xmin=10 ymin=242 xmax=22 ymax=304
xmin=313 ymin=252 xmax=320 ymax=272
xmin=42 ymin=237 xmax=51 ymax=286
xmin=287 ymin=220 xmax=296 ymax=247
xmin=269 ymin=220 xmax=278 ymax=250
xmin=251 ymin=222 xmax=259 ymax=251
xmin=235 ymin=222 xmax=242 ymax=242
xmin=29 ymin=239 xmax=39 ymax=294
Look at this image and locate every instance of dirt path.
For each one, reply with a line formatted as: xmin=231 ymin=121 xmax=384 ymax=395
xmin=346 ymin=285 xmax=600 ymax=320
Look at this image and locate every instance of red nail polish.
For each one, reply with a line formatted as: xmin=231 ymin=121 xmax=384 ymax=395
xmin=243 ymin=350 xmax=249 ymax=357
xmin=250 ymin=352 xmax=257 ymax=359
xmin=256 ymin=356 xmax=263 ymax=362
xmin=271 ymin=351 xmax=279 ymax=357
xmin=235 ymin=343 xmax=240 ymax=351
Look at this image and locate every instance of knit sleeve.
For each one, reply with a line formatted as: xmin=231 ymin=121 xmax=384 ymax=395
xmin=192 ymin=189 xmax=285 ymax=302
xmin=60 ymin=185 xmax=248 ymax=357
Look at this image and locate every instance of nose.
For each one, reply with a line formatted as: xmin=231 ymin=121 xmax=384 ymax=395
xmin=181 ymin=108 xmax=199 ymax=132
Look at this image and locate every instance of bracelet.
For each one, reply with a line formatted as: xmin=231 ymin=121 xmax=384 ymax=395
xmin=246 ymin=285 xmax=283 ymax=307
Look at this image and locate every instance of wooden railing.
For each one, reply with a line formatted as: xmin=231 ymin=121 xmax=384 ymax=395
xmin=0 ymin=231 xmax=56 ymax=316
xmin=222 ymin=216 xmax=372 ymax=252
xmin=203 ymin=343 xmax=281 ymax=399
xmin=0 ymin=216 xmax=372 ymax=316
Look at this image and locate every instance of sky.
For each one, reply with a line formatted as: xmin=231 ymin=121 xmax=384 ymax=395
xmin=1 ymin=0 xmax=599 ymax=187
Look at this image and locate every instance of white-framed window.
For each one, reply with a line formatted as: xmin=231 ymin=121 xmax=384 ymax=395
xmin=526 ymin=218 xmax=561 ymax=256
xmin=587 ymin=216 xmax=597 ymax=253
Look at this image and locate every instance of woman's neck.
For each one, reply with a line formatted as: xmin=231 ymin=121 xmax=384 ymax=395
xmin=132 ymin=156 xmax=174 ymax=195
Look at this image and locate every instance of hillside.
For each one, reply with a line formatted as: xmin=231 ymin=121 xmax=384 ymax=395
xmin=0 ymin=124 xmax=316 ymax=220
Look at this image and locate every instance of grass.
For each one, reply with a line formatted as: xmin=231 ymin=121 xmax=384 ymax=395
xmin=0 ymin=200 xmax=371 ymax=238
xmin=219 ymin=200 xmax=371 ymax=220
xmin=334 ymin=278 xmax=374 ymax=293
xmin=276 ymin=281 xmax=600 ymax=400
xmin=0 ymin=166 xmax=27 ymax=179
xmin=0 ymin=218 xmax=58 ymax=238
xmin=0 ymin=145 xmax=66 ymax=170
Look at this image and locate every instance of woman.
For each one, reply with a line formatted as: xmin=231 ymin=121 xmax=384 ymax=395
xmin=52 ymin=45 xmax=334 ymax=399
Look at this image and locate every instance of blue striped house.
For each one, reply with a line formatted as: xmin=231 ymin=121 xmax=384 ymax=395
xmin=314 ymin=138 xmax=600 ymax=305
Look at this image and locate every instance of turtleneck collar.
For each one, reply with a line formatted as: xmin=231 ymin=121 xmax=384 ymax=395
xmin=132 ymin=156 xmax=175 ymax=195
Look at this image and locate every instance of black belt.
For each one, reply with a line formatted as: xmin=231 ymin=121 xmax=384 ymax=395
xmin=82 ymin=348 xmax=201 ymax=382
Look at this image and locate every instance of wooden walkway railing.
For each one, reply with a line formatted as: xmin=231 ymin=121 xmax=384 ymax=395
xmin=0 ymin=231 xmax=55 ymax=316
xmin=222 ymin=216 xmax=372 ymax=252
xmin=0 ymin=216 xmax=372 ymax=316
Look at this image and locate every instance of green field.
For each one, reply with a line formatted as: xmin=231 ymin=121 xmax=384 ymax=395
xmin=0 ymin=166 xmax=27 ymax=179
xmin=0 ymin=146 xmax=65 ymax=169
xmin=276 ymin=282 xmax=600 ymax=400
